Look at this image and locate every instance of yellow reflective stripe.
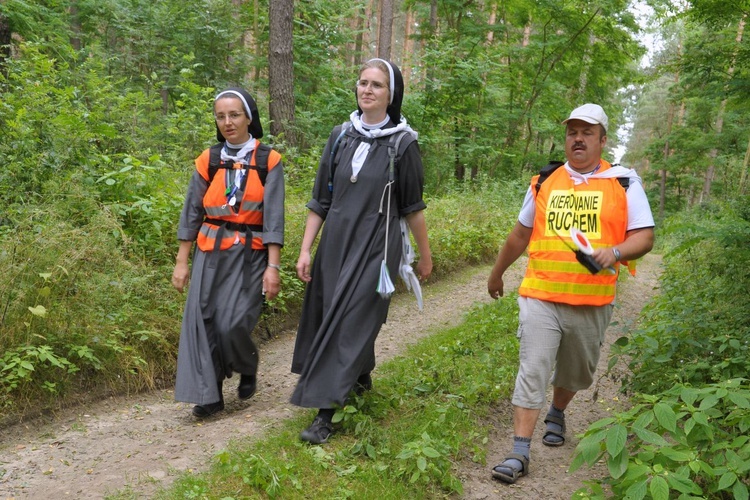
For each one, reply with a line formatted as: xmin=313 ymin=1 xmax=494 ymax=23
xmin=527 ymin=259 xmax=590 ymax=274
xmin=529 ymin=238 xmax=613 ymax=253
xmin=205 ymin=206 xmax=233 ymax=216
xmin=520 ymin=278 xmax=615 ymax=296
xmin=529 ymin=239 xmax=570 ymax=252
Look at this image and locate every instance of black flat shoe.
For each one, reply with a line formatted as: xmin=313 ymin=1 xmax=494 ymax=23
xmin=192 ymin=400 xmax=225 ymax=418
xmin=300 ymin=416 xmax=333 ymax=444
xmin=354 ymin=373 xmax=372 ymax=396
xmin=238 ymin=374 xmax=257 ymax=400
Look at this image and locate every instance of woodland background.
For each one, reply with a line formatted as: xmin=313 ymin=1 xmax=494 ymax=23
xmin=0 ymin=0 xmax=748 ymax=442
xmin=1 ymin=1 xmax=749 ymax=497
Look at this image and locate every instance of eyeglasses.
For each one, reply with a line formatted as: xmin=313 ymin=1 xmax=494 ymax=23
xmin=215 ymin=112 xmax=246 ymax=122
xmin=356 ymin=79 xmax=387 ymax=91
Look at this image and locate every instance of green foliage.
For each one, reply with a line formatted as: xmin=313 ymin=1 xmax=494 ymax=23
xmin=611 ymin=200 xmax=750 ymax=394
xmin=156 ymin=297 xmax=519 ymax=499
xmin=574 ymin=198 xmax=750 ymax=497
xmin=571 ymin=379 xmax=750 ymax=500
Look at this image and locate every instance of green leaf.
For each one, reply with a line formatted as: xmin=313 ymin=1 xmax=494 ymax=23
xmin=625 ymin=477 xmax=648 ymax=499
xmin=649 ymin=475 xmax=669 ymax=500
xmin=421 ymin=446 xmax=440 ymax=458
xmin=28 ymin=305 xmax=47 ymax=317
xmin=728 ymin=392 xmax=750 ymax=409
xmin=733 ymin=480 xmax=749 ymax=500
xmin=606 ymin=424 xmax=628 ymax=457
xmin=680 ymin=387 xmax=699 ymax=407
xmin=658 ymin=447 xmax=692 ymax=462
xmin=665 ymin=470 xmax=702 ymax=494
xmin=684 ymin=416 xmax=696 ymax=436
xmin=698 ymin=394 xmax=719 ymax=410
xmin=577 ymin=433 xmax=606 ymax=465
xmin=718 ymin=471 xmax=737 ymax=490
xmin=588 ymin=417 xmax=617 ymax=430
xmin=654 ymin=403 xmax=677 ymax=432
xmin=633 ymin=426 xmax=670 ymax=446
xmin=607 ymin=449 xmax=629 ymax=479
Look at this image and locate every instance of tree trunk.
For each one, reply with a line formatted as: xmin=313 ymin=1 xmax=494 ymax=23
xmin=377 ymin=0 xmax=393 ymax=60
xmin=69 ymin=1 xmax=81 ymax=51
xmin=402 ymin=7 xmax=414 ymax=87
xmin=268 ymin=0 xmax=296 ymax=146
xmin=0 ymin=12 xmax=11 ymax=76
xmin=700 ymin=15 xmax=745 ymax=203
xmin=740 ymin=134 xmax=750 ymax=195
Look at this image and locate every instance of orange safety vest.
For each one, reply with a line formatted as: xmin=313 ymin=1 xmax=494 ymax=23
xmin=519 ymin=160 xmax=628 ymax=306
xmin=194 ymin=144 xmax=281 ymax=252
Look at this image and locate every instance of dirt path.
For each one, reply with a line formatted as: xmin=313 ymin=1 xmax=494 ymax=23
xmin=0 ymin=254 xmax=661 ymax=499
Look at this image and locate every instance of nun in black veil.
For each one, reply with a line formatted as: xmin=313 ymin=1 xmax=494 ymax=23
xmin=291 ymin=59 xmax=433 ymax=443
xmin=171 ymin=88 xmax=285 ymax=418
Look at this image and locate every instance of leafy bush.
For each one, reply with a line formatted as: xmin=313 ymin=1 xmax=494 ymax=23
xmin=571 ymin=379 xmax=750 ymax=500
xmin=611 ymin=199 xmax=750 ymax=394
xmin=573 ymin=199 xmax=750 ymax=499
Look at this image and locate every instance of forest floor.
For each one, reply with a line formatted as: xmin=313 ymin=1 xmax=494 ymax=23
xmin=0 ymin=253 xmax=661 ymax=500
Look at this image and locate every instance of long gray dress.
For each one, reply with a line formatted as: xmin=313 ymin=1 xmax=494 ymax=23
xmin=174 ymin=146 xmax=285 ymax=405
xmin=291 ymin=121 xmax=425 ymax=409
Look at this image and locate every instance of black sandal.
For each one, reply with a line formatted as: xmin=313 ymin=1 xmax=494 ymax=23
xmin=491 ymin=452 xmax=529 ymax=484
xmin=542 ymin=414 xmax=566 ymax=446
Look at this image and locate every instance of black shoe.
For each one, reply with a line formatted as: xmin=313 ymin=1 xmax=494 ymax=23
xmin=300 ymin=416 xmax=333 ymax=444
xmin=238 ymin=374 xmax=257 ymax=400
xmin=192 ymin=400 xmax=225 ymax=418
xmin=354 ymin=373 xmax=372 ymax=396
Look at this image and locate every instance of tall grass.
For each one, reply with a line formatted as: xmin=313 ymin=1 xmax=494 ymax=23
xmin=0 ymin=178 xmax=524 ymax=421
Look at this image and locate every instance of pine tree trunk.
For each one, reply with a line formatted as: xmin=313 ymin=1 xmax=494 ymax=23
xmin=377 ymin=0 xmax=393 ymax=60
xmin=268 ymin=0 xmax=296 ymax=146
xmin=701 ymin=15 xmax=745 ymax=203
xmin=0 ymin=12 xmax=11 ymax=77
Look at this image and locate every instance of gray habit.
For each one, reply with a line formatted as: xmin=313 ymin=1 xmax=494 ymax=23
xmin=174 ymin=150 xmax=285 ymax=405
xmin=291 ymin=122 xmax=426 ymax=409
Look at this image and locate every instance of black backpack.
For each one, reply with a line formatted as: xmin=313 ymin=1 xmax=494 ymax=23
xmin=208 ymin=142 xmax=273 ymax=185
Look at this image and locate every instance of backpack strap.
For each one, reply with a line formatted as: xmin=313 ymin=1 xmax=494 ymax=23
xmin=534 ymin=160 xmax=630 ymax=194
xmin=387 ymin=131 xmax=411 ymax=182
xmin=208 ymin=142 xmax=272 ymax=185
xmin=327 ymin=123 xmax=350 ymax=193
xmin=534 ymin=161 xmax=565 ymax=195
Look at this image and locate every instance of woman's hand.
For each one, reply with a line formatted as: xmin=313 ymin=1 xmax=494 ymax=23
xmin=263 ymin=266 xmax=281 ymax=300
xmin=415 ymin=255 xmax=432 ymax=281
xmin=172 ymin=261 xmax=190 ymax=293
xmin=296 ymin=251 xmax=312 ymax=282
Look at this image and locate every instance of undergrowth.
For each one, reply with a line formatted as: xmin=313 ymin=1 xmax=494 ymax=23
xmin=142 ymin=297 xmax=520 ymax=499
xmin=572 ymin=198 xmax=750 ymax=500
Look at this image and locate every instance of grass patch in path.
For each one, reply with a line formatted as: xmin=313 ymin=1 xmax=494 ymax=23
xmin=136 ymin=297 xmax=520 ymax=500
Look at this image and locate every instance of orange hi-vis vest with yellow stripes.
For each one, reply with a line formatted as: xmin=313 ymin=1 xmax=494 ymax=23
xmin=519 ymin=160 xmax=628 ymax=306
xmin=194 ymin=144 xmax=281 ymax=252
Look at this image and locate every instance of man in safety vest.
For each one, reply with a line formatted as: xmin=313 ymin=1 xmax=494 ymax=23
xmin=487 ymin=103 xmax=655 ymax=484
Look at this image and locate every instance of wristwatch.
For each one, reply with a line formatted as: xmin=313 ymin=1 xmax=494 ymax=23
xmin=612 ymin=247 xmax=622 ymax=262
xmin=267 ymin=263 xmax=281 ymax=270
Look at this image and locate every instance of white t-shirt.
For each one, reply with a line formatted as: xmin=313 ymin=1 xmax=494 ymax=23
xmin=518 ymin=165 xmax=655 ymax=230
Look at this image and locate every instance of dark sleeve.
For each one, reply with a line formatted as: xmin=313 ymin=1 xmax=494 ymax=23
xmin=396 ymin=140 xmax=427 ymax=217
xmin=177 ymin=170 xmax=208 ymax=241
xmin=305 ymin=126 xmax=341 ymax=220
xmin=263 ymin=160 xmax=285 ymax=247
